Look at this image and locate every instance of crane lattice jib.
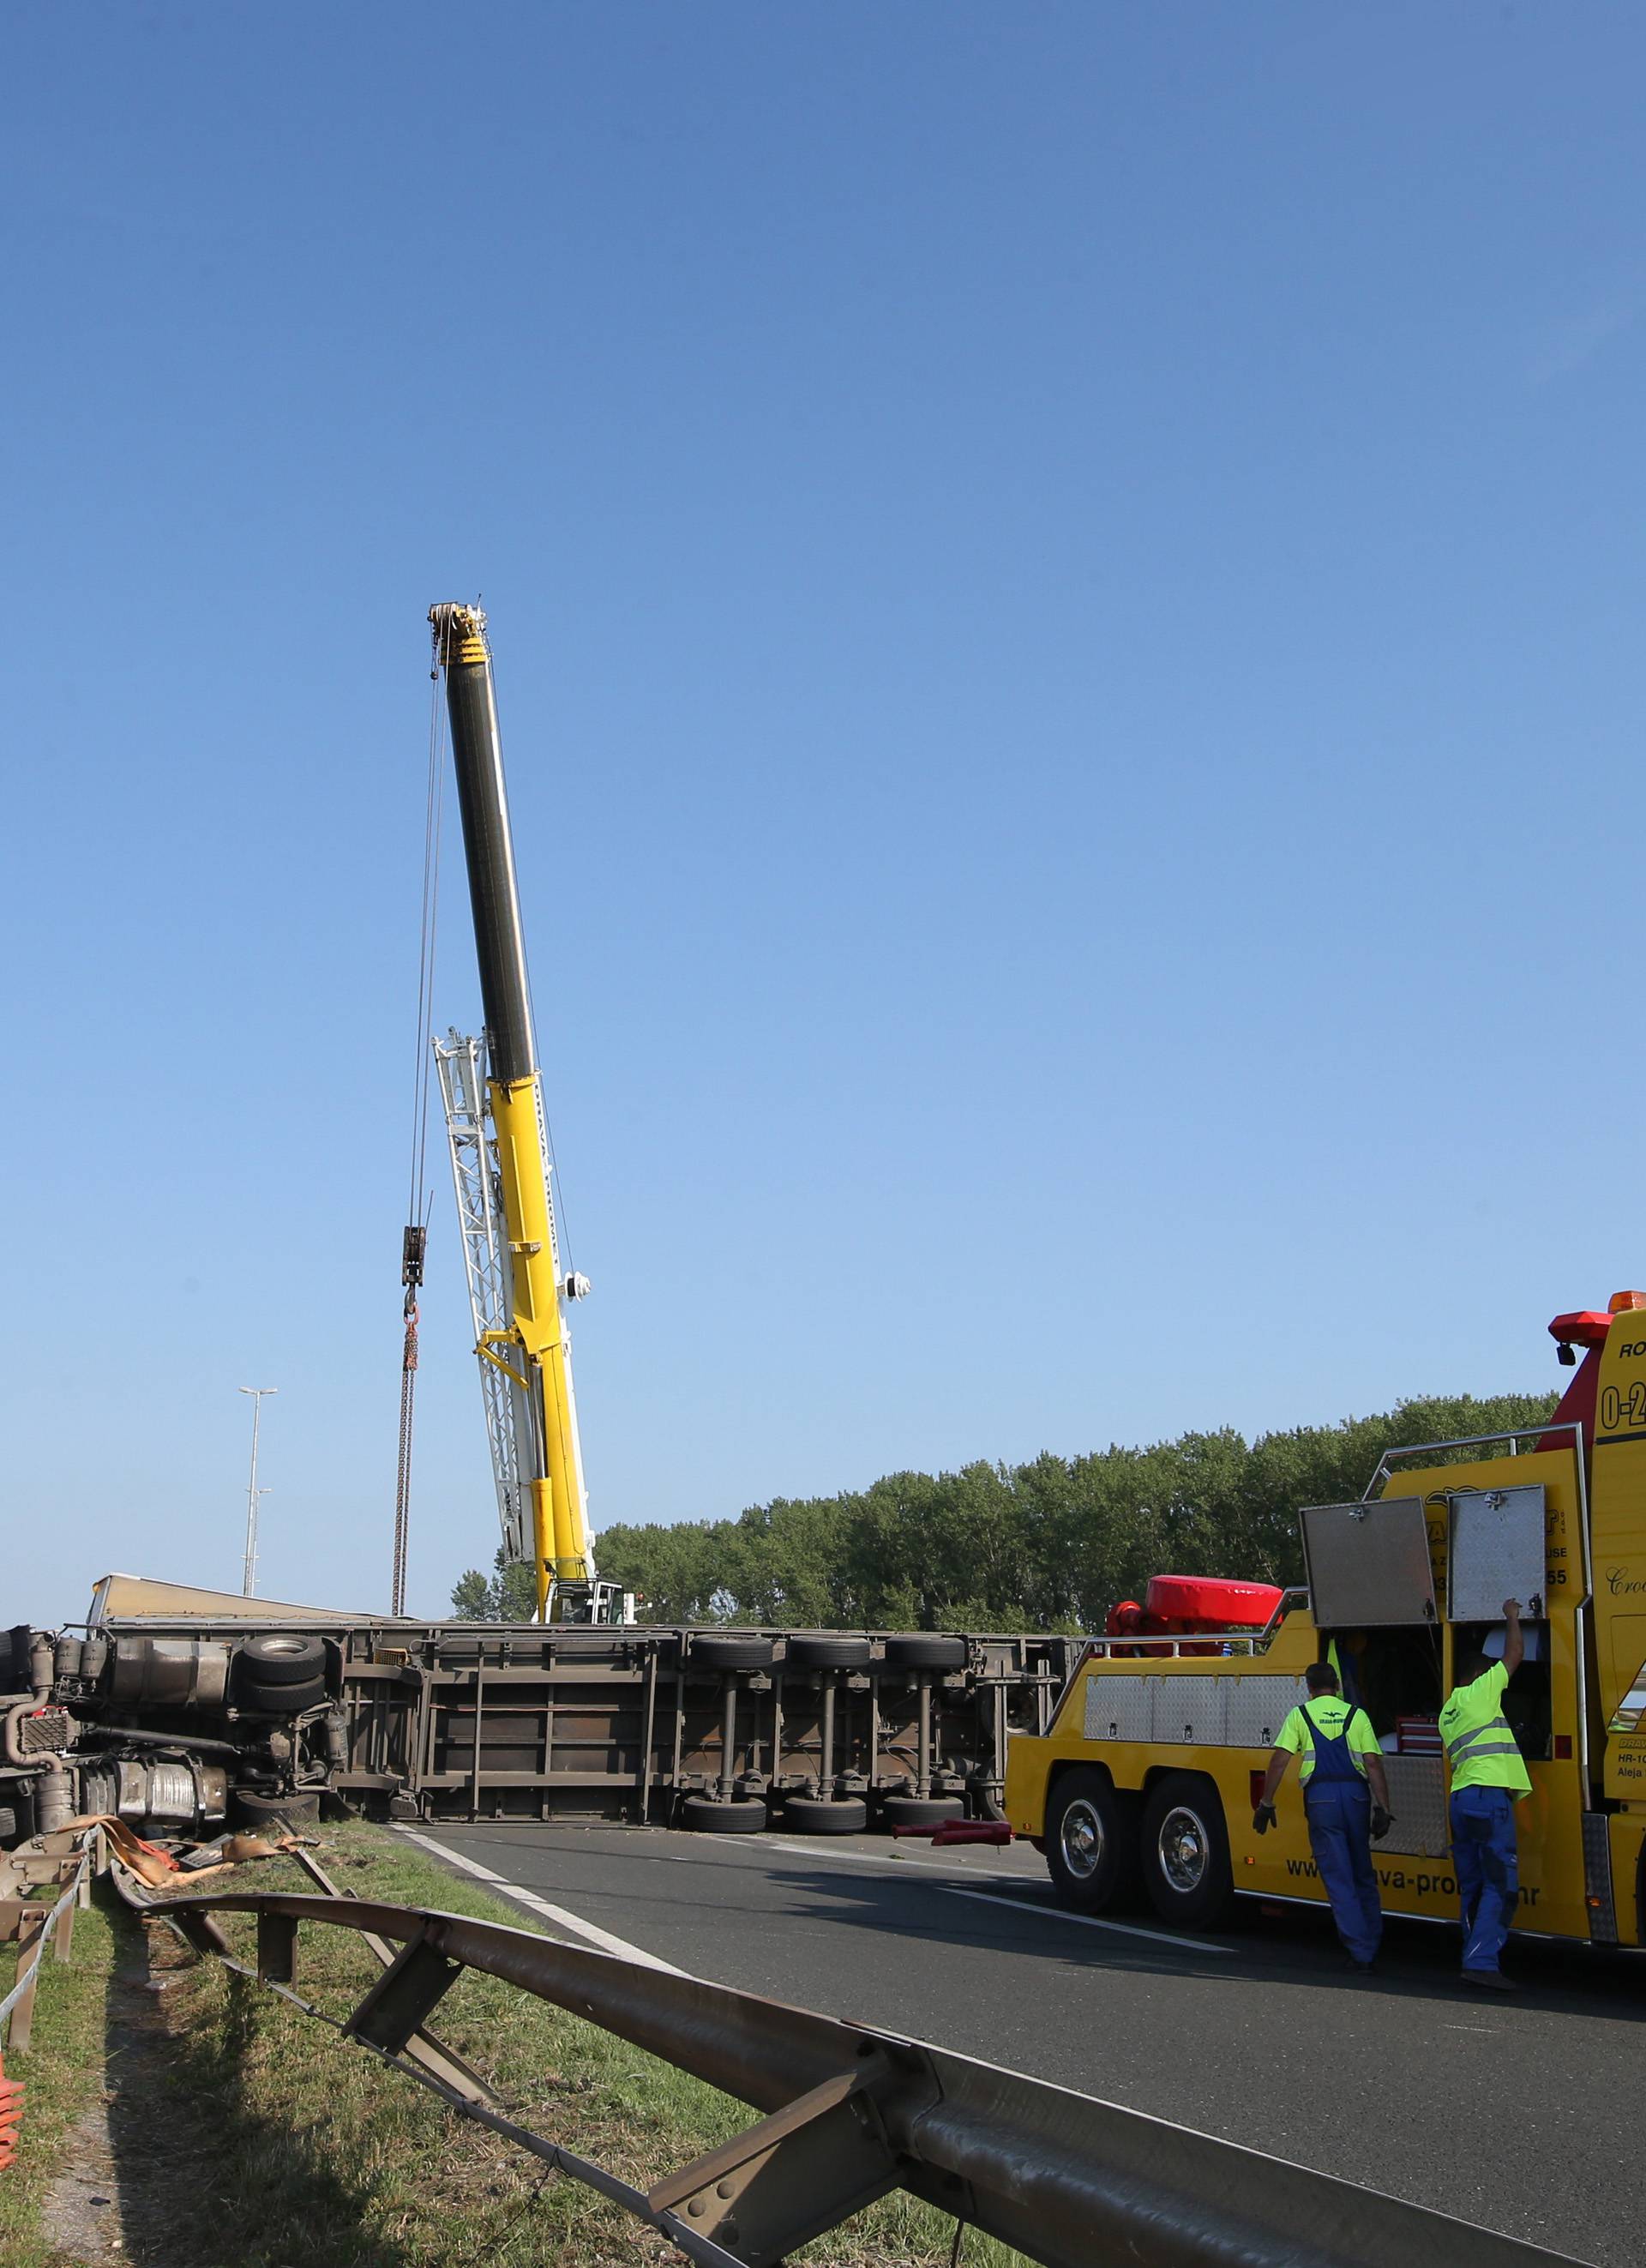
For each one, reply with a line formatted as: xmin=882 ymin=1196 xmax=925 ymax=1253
xmin=433 ymin=1032 xmax=532 ymax=1568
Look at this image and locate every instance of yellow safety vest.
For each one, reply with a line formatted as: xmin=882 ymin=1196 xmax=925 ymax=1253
xmin=1439 ymin=1663 xmax=1531 ymax=1800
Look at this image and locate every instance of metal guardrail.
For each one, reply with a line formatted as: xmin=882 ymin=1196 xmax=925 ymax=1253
xmin=0 ymin=1830 xmax=95 ymax=2056
xmin=145 ymin=1887 xmax=1577 ymax=2268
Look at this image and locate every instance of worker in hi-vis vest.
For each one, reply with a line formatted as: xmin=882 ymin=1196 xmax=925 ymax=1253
xmin=1439 ymin=1597 xmax=1531 ymax=1992
xmin=1253 ymin=1659 xmax=1392 ymax=1973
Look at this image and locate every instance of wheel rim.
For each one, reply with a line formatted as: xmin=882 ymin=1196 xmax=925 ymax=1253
xmin=1060 ymin=1797 xmax=1105 ymax=1881
xmin=1157 ymin=1804 xmax=1209 ymax=1894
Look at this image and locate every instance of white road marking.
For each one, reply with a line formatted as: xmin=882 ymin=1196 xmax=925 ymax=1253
xmin=940 ymin=1884 xmax=1231 ymax=1953
xmin=394 ymin=1827 xmax=685 ymax=1975
xmin=764 ymin=1838 xmax=1029 ymax=1881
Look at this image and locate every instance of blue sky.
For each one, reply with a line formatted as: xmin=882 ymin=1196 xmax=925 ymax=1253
xmin=5 ymin=5 xmax=1643 ymax=1625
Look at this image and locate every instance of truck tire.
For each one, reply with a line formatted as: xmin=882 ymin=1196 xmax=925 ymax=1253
xmin=1139 ymin=1773 xmax=1234 ymax=1929
xmin=688 ymin=1637 xmax=774 ymax=1674
xmin=236 ymin=1673 xmax=328 ymax=1718
xmin=784 ymin=1635 xmax=872 ymax=1670
xmin=231 ymin=1788 xmax=321 ymax=1831
xmin=682 ymin=1795 xmax=767 ymax=1833
xmin=880 ymin=1795 xmax=964 ymax=1830
xmin=784 ymin=1795 xmax=868 ymax=1833
xmin=237 ymin=1633 xmax=328 ymax=1685
xmin=1045 ymin=1767 xmax=1141 ymax=1915
xmin=881 ymin=1635 xmax=968 ymax=1673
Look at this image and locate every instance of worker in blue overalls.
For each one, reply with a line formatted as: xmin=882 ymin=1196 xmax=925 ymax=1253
xmin=1253 ymin=1659 xmax=1393 ymax=1973
xmin=1439 ymin=1598 xmax=1531 ymax=1992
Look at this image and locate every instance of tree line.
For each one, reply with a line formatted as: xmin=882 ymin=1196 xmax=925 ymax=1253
xmin=451 ymin=1389 xmax=1555 ymax=1628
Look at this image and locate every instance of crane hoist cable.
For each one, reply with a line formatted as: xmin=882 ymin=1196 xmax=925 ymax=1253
xmin=392 ymin=669 xmax=448 ymax=1616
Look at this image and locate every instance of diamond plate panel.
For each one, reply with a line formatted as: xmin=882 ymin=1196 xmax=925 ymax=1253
xmin=1379 ymin=1755 xmax=1449 ymax=1857
xmin=1301 ymin=1498 xmax=1437 ymax=1627
xmin=1222 ymin=1675 xmax=1310 ymax=1749
xmin=1083 ymin=1673 xmax=1150 ymax=1742
xmin=1150 ymin=1677 xmax=1228 ymax=1745
xmin=1446 ymin=1487 xmax=1547 ymax=1623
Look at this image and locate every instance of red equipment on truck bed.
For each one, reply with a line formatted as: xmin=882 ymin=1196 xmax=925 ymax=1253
xmin=1143 ymin=1576 xmax=1283 ymax=1627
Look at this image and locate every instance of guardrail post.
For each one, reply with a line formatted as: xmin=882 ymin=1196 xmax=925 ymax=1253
xmin=3 ymin=1910 xmax=47 ymax=2054
xmin=256 ymin=1910 xmax=299 ymax=1986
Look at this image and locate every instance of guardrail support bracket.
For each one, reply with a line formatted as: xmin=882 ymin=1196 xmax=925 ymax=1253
xmin=649 ymin=2063 xmax=899 ymax=2268
xmin=344 ymin=1929 xmax=462 ymax=2056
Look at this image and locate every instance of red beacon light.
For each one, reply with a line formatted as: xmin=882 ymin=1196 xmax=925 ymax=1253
xmin=1549 ymin=1306 xmax=1619 ymax=1368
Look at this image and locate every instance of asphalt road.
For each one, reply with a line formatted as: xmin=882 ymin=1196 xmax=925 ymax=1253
xmin=406 ymin=1821 xmax=1641 ymax=2265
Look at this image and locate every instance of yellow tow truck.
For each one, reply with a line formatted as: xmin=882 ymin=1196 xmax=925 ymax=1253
xmin=1005 ymin=1292 xmax=1646 ymax=1949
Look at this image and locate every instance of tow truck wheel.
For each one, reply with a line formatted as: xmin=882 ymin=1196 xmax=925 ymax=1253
xmin=1139 ymin=1773 xmax=1234 ymax=1928
xmin=1046 ymin=1768 xmax=1140 ymax=1914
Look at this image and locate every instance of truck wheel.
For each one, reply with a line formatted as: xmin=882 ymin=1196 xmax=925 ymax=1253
xmin=237 ymin=1632 xmax=328 ymax=1684
xmin=784 ymin=1635 xmax=872 ymax=1670
xmin=1139 ymin=1773 xmax=1234 ymax=1928
xmin=236 ymin=1672 xmax=328 ymax=1717
xmin=688 ymin=1637 xmax=774 ymax=1674
xmin=1046 ymin=1768 xmax=1141 ymax=1914
xmin=682 ymin=1796 xmax=767 ymax=1832
xmin=784 ymin=1795 xmax=868 ymax=1833
xmin=231 ymin=1789 xmax=321 ymax=1831
xmin=881 ymin=1635 xmax=968 ymax=1673
xmin=880 ymin=1795 xmax=964 ymax=1830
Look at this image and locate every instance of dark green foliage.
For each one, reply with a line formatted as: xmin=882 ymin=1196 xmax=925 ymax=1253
xmin=588 ymin=1392 xmax=1557 ymax=1633
xmin=448 ymin=1545 xmax=540 ymax=1621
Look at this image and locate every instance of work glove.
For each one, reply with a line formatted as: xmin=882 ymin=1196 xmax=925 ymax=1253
xmin=1253 ymin=1802 xmax=1277 ymax=1836
xmin=1370 ymin=1805 xmax=1393 ymax=1841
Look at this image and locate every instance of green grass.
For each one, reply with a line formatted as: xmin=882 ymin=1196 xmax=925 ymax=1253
xmin=0 ymin=1892 xmax=120 ymax=2268
xmin=132 ymin=1820 xmax=1030 ymax=2268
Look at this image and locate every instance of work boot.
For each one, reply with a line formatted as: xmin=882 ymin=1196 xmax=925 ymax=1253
xmin=1462 ymin=1970 xmax=1517 ymax=1992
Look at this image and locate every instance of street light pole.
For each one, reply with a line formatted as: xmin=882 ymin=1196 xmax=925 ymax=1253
xmin=238 ymin=1387 xmax=277 ymax=1597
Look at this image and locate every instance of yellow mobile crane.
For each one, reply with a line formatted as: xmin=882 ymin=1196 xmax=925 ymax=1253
xmin=428 ymin=604 xmax=625 ymax=1624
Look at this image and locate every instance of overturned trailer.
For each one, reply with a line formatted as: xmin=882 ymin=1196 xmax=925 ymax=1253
xmin=0 ymin=1576 xmax=1075 ymax=1844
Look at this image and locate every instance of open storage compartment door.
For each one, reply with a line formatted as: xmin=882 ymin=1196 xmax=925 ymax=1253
xmin=1446 ymin=1485 xmax=1546 ymax=1621
xmin=1300 ymin=1498 xmax=1438 ymax=1627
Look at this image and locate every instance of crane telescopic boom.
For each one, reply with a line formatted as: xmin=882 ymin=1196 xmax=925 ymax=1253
xmin=430 ymin=602 xmax=614 ymax=1623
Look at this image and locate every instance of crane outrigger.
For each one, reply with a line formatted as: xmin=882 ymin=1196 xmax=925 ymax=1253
xmin=429 ymin=603 xmax=624 ymax=1624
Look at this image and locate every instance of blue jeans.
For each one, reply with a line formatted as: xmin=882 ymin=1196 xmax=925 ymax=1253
xmin=1305 ymin=1780 xmax=1383 ymax=1964
xmin=1450 ymin=1784 xmax=1519 ymax=1974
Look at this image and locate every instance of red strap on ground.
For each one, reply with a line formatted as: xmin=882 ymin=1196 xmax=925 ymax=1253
xmin=0 ymin=2048 xmax=25 ymax=2171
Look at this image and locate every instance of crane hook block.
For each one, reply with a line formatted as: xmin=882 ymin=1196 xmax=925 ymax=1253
xmin=402 ymin=1224 xmax=429 ymax=1289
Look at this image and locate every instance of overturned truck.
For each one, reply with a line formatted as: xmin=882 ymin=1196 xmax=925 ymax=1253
xmin=1 ymin=1576 xmax=1075 ymax=1844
